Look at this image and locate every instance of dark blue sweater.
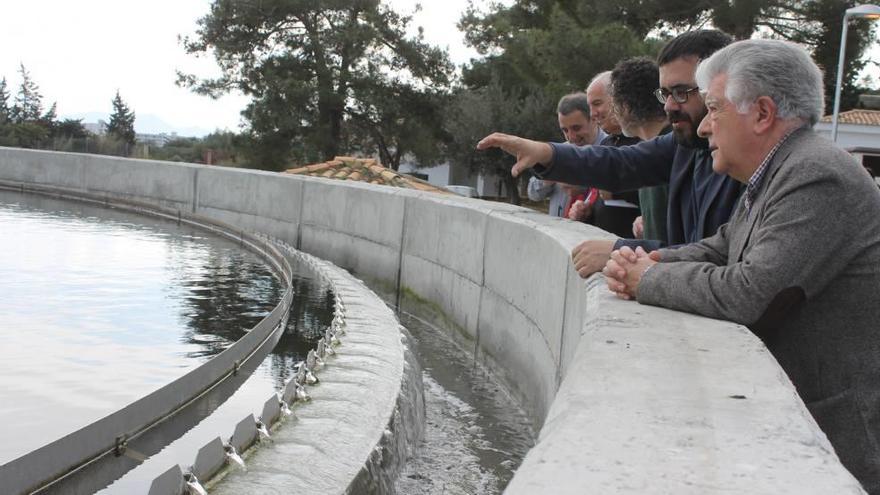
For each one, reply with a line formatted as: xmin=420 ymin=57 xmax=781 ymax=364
xmin=534 ymin=132 xmax=743 ymax=251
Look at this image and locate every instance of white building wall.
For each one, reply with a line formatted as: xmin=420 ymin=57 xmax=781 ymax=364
xmin=398 ymin=162 xmax=450 ymax=188
xmin=814 ymin=122 xmax=880 ymax=149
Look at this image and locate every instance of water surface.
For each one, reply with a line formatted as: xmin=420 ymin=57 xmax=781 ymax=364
xmin=0 ymin=189 xmax=280 ymax=465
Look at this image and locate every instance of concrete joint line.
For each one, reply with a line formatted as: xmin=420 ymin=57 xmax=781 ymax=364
xmin=191 ymin=168 xmax=200 ymax=214
xmin=296 ymin=181 xmax=306 ymax=250
xmin=556 ymin=262 xmax=573 ymax=390
xmin=473 ymin=213 xmax=492 ymax=361
xmin=299 ymin=222 xmax=398 ymax=248
xmin=395 ymin=196 xmax=409 ymax=312
xmin=481 ymin=285 xmax=556 ymax=362
xmin=402 ymin=254 xmax=482 ymax=291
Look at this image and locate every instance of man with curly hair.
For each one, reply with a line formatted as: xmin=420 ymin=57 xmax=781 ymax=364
xmin=610 ymin=57 xmax=671 ymax=245
xmin=568 ymin=71 xmax=643 ymax=239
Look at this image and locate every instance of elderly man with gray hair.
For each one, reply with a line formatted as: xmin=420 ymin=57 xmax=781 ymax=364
xmin=603 ymin=39 xmax=880 ymax=492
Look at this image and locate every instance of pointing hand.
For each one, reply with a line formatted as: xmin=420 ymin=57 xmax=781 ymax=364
xmin=477 ymin=132 xmax=553 ymax=177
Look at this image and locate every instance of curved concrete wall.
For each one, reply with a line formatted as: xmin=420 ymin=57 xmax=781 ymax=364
xmin=0 ymin=147 xmax=865 ymax=494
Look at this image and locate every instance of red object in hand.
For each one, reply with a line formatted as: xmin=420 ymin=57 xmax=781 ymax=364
xmin=564 ymin=188 xmax=598 ymax=219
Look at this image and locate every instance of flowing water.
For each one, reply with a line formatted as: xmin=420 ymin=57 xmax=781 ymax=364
xmin=392 ymin=311 xmax=535 ymax=494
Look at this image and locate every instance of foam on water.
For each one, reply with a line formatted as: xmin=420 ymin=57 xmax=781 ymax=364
xmin=393 ymin=311 xmax=535 ymax=494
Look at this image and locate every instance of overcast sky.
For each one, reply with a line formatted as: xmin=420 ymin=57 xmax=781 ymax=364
xmin=0 ymin=0 xmax=484 ymax=136
xmin=0 ymin=1 xmax=876 ymax=136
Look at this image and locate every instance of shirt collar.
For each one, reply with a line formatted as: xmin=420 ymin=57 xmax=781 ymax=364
xmin=743 ymin=127 xmax=801 ymax=212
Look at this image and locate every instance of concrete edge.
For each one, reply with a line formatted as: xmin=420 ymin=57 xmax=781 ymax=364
xmin=503 ymin=282 xmax=865 ymax=494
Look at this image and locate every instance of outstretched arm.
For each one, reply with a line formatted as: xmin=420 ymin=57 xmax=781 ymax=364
xmin=538 ymin=134 xmax=677 ymax=192
xmin=477 ymin=131 xmax=678 ymax=192
xmin=476 ymin=133 xmax=554 ymax=177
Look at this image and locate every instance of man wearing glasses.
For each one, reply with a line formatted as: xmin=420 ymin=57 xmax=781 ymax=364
xmin=477 ymin=30 xmax=743 ymax=279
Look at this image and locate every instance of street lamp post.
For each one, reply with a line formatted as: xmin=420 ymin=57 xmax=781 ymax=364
xmin=831 ymin=4 xmax=880 ymax=143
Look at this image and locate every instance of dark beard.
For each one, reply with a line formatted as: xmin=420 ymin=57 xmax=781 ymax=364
xmin=668 ymin=110 xmax=710 ymax=149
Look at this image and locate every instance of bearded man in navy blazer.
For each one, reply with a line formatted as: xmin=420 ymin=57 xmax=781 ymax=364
xmin=601 ymin=39 xmax=880 ymax=493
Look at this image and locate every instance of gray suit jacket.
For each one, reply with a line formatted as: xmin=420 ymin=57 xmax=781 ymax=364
xmin=639 ymin=128 xmax=880 ymax=492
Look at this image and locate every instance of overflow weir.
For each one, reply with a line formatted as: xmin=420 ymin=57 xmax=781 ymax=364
xmin=0 ymin=147 xmax=866 ymax=494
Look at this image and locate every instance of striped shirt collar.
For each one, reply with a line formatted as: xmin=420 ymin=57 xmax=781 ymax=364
xmin=743 ymin=127 xmax=801 ymax=212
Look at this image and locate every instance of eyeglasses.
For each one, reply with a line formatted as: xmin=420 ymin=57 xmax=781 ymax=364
xmin=653 ymin=86 xmax=700 ymax=104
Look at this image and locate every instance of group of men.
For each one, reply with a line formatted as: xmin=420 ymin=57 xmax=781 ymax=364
xmin=479 ymin=31 xmax=880 ymax=493
xmin=527 ymin=78 xmax=643 ymax=239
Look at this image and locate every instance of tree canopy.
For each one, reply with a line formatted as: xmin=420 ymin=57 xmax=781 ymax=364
xmin=450 ymin=1 xmax=665 ymax=202
xmin=106 ymin=90 xmax=136 ymax=151
xmin=10 ymin=64 xmax=43 ymax=123
xmin=179 ymin=0 xmax=454 ymax=170
xmin=444 ymin=77 xmax=558 ymax=204
xmin=459 ymin=0 xmax=874 ymax=113
xmin=0 ymin=77 xmax=9 ymax=125
xmin=443 ymin=0 xmax=876 ymax=202
xmin=0 ymin=0 xmax=876 ymax=203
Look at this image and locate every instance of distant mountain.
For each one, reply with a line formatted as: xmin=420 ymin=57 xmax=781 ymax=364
xmin=60 ymin=111 xmax=216 ymax=138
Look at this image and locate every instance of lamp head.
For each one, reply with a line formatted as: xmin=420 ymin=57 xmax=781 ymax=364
xmin=846 ymin=4 xmax=880 ymax=19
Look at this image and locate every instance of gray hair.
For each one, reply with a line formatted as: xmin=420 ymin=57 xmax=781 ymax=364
xmin=587 ymin=71 xmax=612 ymax=92
xmin=557 ymin=92 xmax=591 ymax=118
xmin=695 ymin=39 xmax=824 ymax=126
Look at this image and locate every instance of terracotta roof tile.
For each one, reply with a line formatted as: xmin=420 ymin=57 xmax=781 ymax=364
xmin=820 ymin=109 xmax=880 ymax=126
xmin=411 ymin=181 xmax=438 ymax=192
xmin=283 ymin=156 xmax=450 ymax=194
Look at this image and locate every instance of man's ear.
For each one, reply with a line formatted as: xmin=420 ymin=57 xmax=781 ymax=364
xmin=753 ymin=95 xmax=777 ymax=134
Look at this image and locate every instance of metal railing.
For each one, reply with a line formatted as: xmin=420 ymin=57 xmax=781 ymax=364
xmin=146 ymin=241 xmax=350 ymax=495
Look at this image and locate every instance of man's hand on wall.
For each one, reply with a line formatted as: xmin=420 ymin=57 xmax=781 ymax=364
xmin=571 ymin=239 xmax=615 ymax=278
xmin=632 ymin=216 xmax=644 ymax=239
xmin=602 ymin=246 xmax=658 ymax=300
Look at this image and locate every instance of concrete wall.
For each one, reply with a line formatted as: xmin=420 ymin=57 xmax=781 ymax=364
xmin=0 ymin=147 xmax=865 ymax=494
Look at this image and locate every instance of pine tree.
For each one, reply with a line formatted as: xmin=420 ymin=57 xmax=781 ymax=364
xmin=106 ymin=90 xmax=136 ymax=149
xmin=180 ymin=0 xmax=453 ymax=168
xmin=11 ymin=64 xmax=42 ymax=123
xmin=0 ymin=77 xmax=10 ymax=125
xmin=41 ymin=102 xmax=56 ymax=123
xmin=40 ymin=102 xmax=58 ymax=136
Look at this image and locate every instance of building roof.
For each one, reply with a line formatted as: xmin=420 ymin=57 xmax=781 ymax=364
xmin=819 ymin=109 xmax=880 ymax=126
xmin=284 ymin=156 xmax=450 ymax=194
